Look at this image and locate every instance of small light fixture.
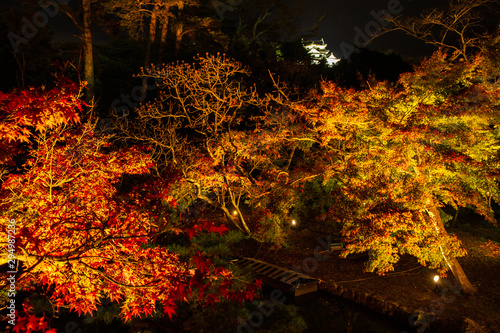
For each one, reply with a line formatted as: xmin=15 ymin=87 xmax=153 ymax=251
xmin=291 ymin=219 xmax=296 ymax=226
xmin=233 ymin=210 xmax=238 ymax=216
xmin=433 ymin=275 xmax=441 ymax=293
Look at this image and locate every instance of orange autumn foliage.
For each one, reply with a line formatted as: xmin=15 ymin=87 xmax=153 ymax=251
xmin=0 ymin=79 xmax=260 ymax=329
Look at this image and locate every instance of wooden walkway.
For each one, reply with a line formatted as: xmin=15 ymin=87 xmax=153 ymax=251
xmin=233 ymin=257 xmax=320 ymax=301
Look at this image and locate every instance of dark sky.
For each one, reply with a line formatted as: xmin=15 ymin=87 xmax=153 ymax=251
xmin=2 ymin=0 xmax=451 ymax=59
xmin=299 ymin=0 xmax=450 ymax=59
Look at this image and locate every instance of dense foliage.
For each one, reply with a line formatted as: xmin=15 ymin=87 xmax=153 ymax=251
xmin=290 ymin=52 xmax=500 ymax=275
xmin=111 ymin=51 xmax=500 ymax=296
xmin=1 ymin=0 xmax=499 ymax=330
xmin=2 ymin=45 xmax=499 ymax=331
xmin=0 ymin=79 xmax=261 ymax=331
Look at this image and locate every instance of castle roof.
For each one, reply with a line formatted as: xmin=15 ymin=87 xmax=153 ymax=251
xmin=302 ymin=38 xmax=340 ymax=66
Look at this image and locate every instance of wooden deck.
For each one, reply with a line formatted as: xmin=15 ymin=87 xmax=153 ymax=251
xmin=233 ymin=257 xmax=320 ymax=302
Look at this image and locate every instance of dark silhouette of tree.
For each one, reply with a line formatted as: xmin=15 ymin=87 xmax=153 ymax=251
xmin=82 ymin=0 xmax=95 ymax=102
xmin=1 ymin=6 xmax=57 ymax=90
xmin=221 ymin=0 xmax=320 ymax=64
xmin=378 ymin=0 xmax=500 ymax=61
xmin=329 ymin=49 xmax=412 ymax=89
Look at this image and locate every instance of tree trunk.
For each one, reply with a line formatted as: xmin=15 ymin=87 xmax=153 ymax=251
xmin=220 ymin=205 xmax=251 ymax=235
xmin=142 ymin=4 xmax=158 ymax=96
xmin=174 ymin=3 xmax=184 ymax=57
xmin=426 ymin=207 xmax=477 ymax=295
xmin=451 ymin=206 xmax=459 ymax=228
xmin=144 ymin=4 xmax=158 ymax=69
xmin=158 ymin=17 xmax=169 ymax=61
xmin=223 ymin=175 xmax=251 ymax=235
xmin=82 ymin=0 xmax=94 ymax=103
xmin=13 ymin=51 xmax=25 ymax=88
xmin=187 ymin=179 xmax=251 ymax=235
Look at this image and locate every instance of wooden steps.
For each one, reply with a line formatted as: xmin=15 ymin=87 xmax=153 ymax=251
xmin=233 ymin=257 xmax=320 ymax=302
xmin=330 ymin=242 xmax=343 ymax=251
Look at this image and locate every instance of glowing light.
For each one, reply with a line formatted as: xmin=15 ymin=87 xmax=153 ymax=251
xmin=434 ymin=275 xmax=439 ymax=282
xmin=233 ymin=210 xmax=237 ymax=216
xmin=291 ymin=220 xmax=296 ymax=226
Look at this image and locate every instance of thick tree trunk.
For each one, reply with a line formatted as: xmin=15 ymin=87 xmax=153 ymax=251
xmin=142 ymin=4 xmax=158 ymax=96
xmin=426 ymin=207 xmax=477 ymax=295
xmin=82 ymin=0 xmax=94 ymax=103
xmin=158 ymin=18 xmax=169 ymax=61
xmin=451 ymin=206 xmax=459 ymax=228
xmin=174 ymin=26 xmax=183 ymax=57
xmin=144 ymin=4 xmax=158 ymax=69
xmin=174 ymin=3 xmax=184 ymax=57
xmin=12 ymin=51 xmax=26 ymax=88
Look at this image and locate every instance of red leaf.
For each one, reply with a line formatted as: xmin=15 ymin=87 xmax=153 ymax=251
xmin=205 ymin=293 xmax=219 ymax=307
xmin=37 ymin=316 xmax=49 ymax=332
xmin=215 ymin=224 xmax=229 ymax=236
xmin=186 ymin=228 xmax=197 ymax=240
xmin=255 ymin=279 xmax=263 ymax=290
xmin=163 ymin=300 xmax=177 ymax=320
xmin=25 ymin=314 xmax=40 ymax=331
xmin=193 ymin=252 xmax=211 ymax=274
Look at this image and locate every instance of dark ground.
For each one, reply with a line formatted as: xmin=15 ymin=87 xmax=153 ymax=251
xmin=225 ymin=210 xmax=500 ymax=333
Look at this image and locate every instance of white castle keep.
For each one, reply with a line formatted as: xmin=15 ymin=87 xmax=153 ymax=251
xmin=302 ymin=38 xmax=340 ymax=67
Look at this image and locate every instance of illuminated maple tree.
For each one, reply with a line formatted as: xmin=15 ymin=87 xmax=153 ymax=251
xmin=112 ymin=54 xmax=300 ymax=239
xmin=287 ymin=51 xmax=500 ymax=294
xmin=109 ymin=49 xmax=500 ymax=294
xmin=0 ymin=79 xmax=260 ymax=329
xmin=0 ymin=77 xmax=82 ymax=178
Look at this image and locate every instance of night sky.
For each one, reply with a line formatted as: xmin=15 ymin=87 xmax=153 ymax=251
xmin=2 ymin=0 xmax=453 ymax=59
xmin=298 ymin=0 xmax=450 ymax=58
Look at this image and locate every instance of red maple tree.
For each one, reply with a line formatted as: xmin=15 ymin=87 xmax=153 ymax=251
xmin=0 ymin=79 xmax=260 ymax=330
